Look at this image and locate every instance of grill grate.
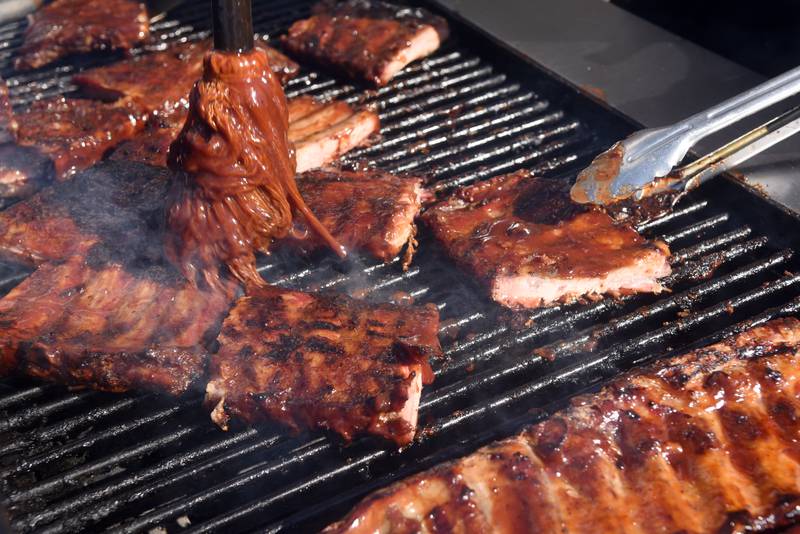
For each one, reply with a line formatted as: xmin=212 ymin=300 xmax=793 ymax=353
xmin=2 ymin=1 xmax=800 ymax=533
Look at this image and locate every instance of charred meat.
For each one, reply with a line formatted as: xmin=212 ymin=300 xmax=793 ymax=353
xmin=73 ymin=39 xmax=299 ymax=115
xmin=0 ymin=250 xmax=237 ymax=395
xmin=327 ymin=318 xmax=800 ymax=533
xmin=283 ymin=0 xmax=449 ymax=86
xmin=15 ymin=0 xmax=149 ymax=71
xmin=0 ymin=161 xmax=169 ymax=266
xmin=206 ymin=286 xmax=441 ymax=445
xmin=423 ymin=171 xmax=671 ymax=308
xmin=292 ymin=168 xmax=424 ymax=262
xmin=289 ymin=96 xmax=380 ymax=172
xmin=14 ymin=96 xmax=147 ymax=179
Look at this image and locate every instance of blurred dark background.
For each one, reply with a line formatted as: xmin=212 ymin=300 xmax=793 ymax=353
xmin=612 ymin=0 xmax=800 ymax=77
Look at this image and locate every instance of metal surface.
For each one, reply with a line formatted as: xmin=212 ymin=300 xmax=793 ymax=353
xmin=434 ymin=0 xmax=800 ymax=215
xmin=1 ymin=1 xmax=800 ymax=533
xmin=572 ymin=87 xmax=800 ymax=204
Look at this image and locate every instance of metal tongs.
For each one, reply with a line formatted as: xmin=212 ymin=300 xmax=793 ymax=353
xmin=570 ymin=65 xmax=800 ymax=206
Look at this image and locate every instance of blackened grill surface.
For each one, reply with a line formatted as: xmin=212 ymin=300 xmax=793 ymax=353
xmin=2 ymin=2 xmax=800 ymax=534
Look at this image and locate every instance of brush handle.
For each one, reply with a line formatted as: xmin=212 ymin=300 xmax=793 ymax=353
xmin=212 ymin=0 xmax=253 ymax=53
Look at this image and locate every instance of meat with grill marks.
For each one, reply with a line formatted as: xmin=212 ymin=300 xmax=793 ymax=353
xmin=0 ymin=161 xmax=419 ymax=268
xmin=0 ymin=161 xmax=169 ymax=266
xmin=326 ymin=318 xmax=800 ymax=533
xmin=283 ymin=0 xmax=449 ymax=86
xmin=205 ymin=286 xmax=441 ymax=445
xmin=14 ymin=0 xmax=149 ymax=71
xmin=0 ymin=96 xmax=146 ymax=206
xmin=0 ymin=248 xmax=237 ymax=395
xmin=111 ymin=95 xmax=380 ymax=172
xmin=290 ymin=168 xmax=424 ymax=262
xmin=15 ymin=96 xmax=147 ymax=179
xmin=73 ymin=39 xmax=299 ymax=114
xmin=423 ymin=171 xmax=671 ymax=309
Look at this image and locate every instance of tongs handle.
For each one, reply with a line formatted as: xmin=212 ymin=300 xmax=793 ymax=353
xmin=646 ymin=105 xmax=800 ymax=198
xmin=626 ymin=65 xmax=800 ymax=164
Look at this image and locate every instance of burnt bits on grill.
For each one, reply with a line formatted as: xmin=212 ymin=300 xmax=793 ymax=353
xmin=326 ymin=318 xmax=800 ymax=534
xmin=292 ymin=168 xmax=424 ymax=262
xmin=72 ymin=39 xmax=300 ymax=115
xmin=0 ymin=250 xmax=237 ymax=396
xmin=206 ymin=286 xmax=442 ymax=445
xmin=423 ymin=171 xmax=671 ymax=309
xmin=14 ymin=0 xmax=149 ymax=71
xmin=0 ymin=161 xmax=170 ymax=266
xmin=282 ymin=0 xmax=449 ymax=86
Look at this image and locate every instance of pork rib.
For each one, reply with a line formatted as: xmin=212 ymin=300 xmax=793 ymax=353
xmin=282 ymin=0 xmax=449 ymax=86
xmin=15 ymin=0 xmax=149 ymax=71
xmin=292 ymin=168 xmax=423 ymax=262
xmin=423 ymin=171 xmax=671 ymax=308
xmin=73 ymin=39 xmax=299 ymax=114
xmin=0 ymin=250 xmax=237 ymax=395
xmin=206 ymin=286 xmax=441 ymax=445
xmin=110 ymin=95 xmax=380 ymax=172
xmin=0 ymin=161 xmax=169 ymax=266
xmin=326 ymin=318 xmax=800 ymax=533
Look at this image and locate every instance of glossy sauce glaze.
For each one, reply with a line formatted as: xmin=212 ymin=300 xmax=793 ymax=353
xmin=424 ymin=171 xmax=669 ymax=282
xmin=165 ymin=48 xmax=343 ymax=288
xmin=326 ymin=318 xmax=800 ymax=533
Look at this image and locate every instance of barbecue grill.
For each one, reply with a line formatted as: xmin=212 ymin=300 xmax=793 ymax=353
xmin=3 ymin=1 xmax=800 ymax=533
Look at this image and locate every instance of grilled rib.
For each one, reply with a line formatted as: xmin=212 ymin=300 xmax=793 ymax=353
xmin=0 ymin=161 xmax=169 ymax=266
xmin=0 ymin=161 xmax=418 ymax=268
xmin=292 ymin=168 xmax=424 ymax=262
xmin=14 ymin=0 xmax=149 ymax=71
xmin=0 ymin=249 xmax=237 ymax=395
xmin=289 ymin=96 xmax=380 ymax=172
xmin=73 ymin=39 xmax=299 ymax=113
xmin=326 ymin=318 xmax=800 ymax=533
xmin=423 ymin=171 xmax=671 ymax=308
xmin=15 ymin=97 xmax=147 ymax=179
xmin=110 ymin=95 xmax=380 ymax=172
xmin=282 ymin=0 xmax=449 ymax=86
xmin=206 ymin=286 xmax=442 ymax=445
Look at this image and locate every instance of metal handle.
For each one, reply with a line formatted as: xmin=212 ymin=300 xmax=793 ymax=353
xmin=680 ymin=105 xmax=800 ymax=190
xmin=686 ymin=64 xmax=800 ymax=140
xmin=212 ymin=0 xmax=254 ymax=53
xmin=624 ymin=65 xmax=800 ymax=164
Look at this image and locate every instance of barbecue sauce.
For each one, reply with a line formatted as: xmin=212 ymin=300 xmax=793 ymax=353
xmin=165 ymin=47 xmax=344 ymax=288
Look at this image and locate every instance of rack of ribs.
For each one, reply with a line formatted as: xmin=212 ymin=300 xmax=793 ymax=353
xmin=14 ymin=0 xmax=149 ymax=71
xmin=326 ymin=318 xmax=800 ymax=533
xmin=0 ymin=249 xmax=237 ymax=395
xmin=205 ymin=286 xmax=442 ymax=445
xmin=423 ymin=171 xmax=671 ymax=309
xmin=291 ymin=168 xmax=424 ymax=262
xmin=282 ymin=0 xmax=449 ymax=86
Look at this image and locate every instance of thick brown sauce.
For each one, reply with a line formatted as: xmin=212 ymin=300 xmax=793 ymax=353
xmin=570 ymin=142 xmax=625 ymax=205
xmin=165 ymin=48 xmax=344 ymax=288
